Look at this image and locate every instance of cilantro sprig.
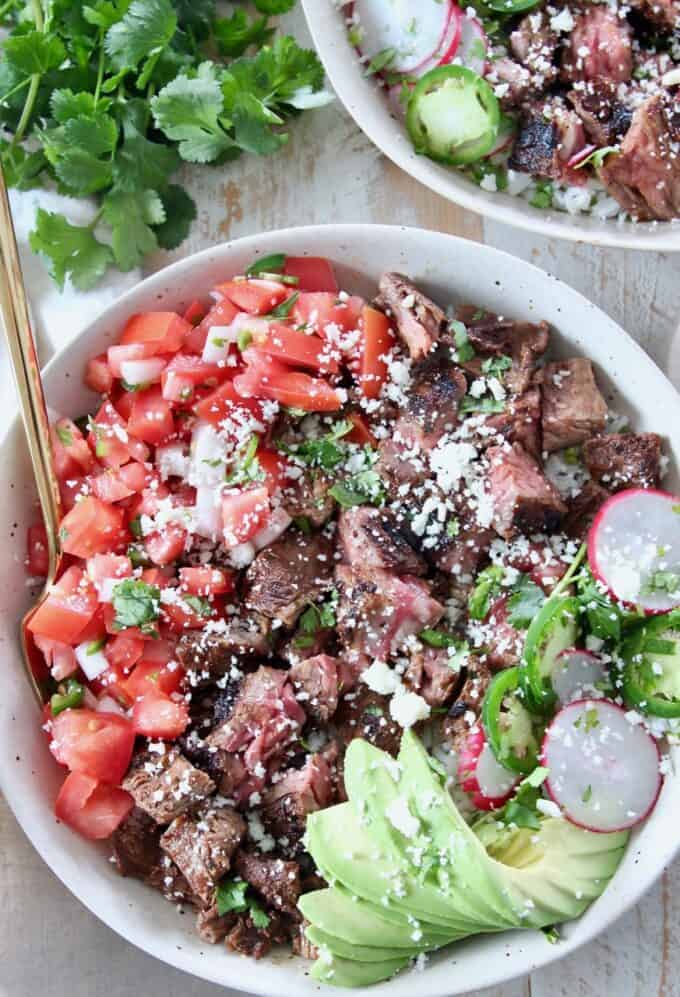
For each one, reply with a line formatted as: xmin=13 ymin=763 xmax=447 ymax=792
xmin=1 ymin=0 xmax=331 ymax=289
xmin=216 ymin=877 xmax=271 ymax=928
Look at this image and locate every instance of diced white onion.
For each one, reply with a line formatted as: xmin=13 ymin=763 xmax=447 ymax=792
xmin=193 ymin=485 xmax=222 ymax=539
xmin=189 ymin=420 xmax=229 ymax=487
xmin=96 ymin=695 xmax=127 ymax=716
xmin=95 ymin=577 xmax=120 ymax=603
xmin=156 ymin=442 xmax=190 ymax=480
xmin=202 ymin=325 xmax=238 ymax=363
xmin=119 ymin=357 xmax=167 ymax=386
xmin=251 ymin=507 xmax=292 ymax=551
xmin=229 ymin=541 xmax=256 ymax=568
xmin=75 ymin=641 xmax=109 ymax=680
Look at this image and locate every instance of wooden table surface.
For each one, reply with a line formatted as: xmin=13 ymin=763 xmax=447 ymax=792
xmin=3 ymin=8 xmax=680 ymax=997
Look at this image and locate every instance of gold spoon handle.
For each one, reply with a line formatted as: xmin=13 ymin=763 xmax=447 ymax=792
xmin=0 ymin=166 xmax=62 ymax=581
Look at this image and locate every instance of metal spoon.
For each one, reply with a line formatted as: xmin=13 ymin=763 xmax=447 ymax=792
xmin=0 ymin=165 xmax=63 ymax=704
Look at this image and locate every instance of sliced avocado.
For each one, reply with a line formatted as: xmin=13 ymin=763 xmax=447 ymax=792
xmin=306 ymin=925 xmax=423 ymax=963
xmin=299 ymin=886 xmax=453 ymax=951
xmin=310 ymin=952 xmax=410 ymax=988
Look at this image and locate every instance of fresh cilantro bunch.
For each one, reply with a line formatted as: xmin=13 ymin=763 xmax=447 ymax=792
xmin=0 ymin=0 xmax=330 ymax=290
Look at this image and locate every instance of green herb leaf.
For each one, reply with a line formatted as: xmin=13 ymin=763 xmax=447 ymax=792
xmin=112 ymin=578 xmax=161 ymax=631
xmin=214 ymin=10 xmax=274 ymax=58
xmin=249 ymin=901 xmax=271 ymax=929
xmin=4 ymin=31 xmax=66 ymax=76
xmin=278 ymin=420 xmax=352 ymax=471
xmin=55 ymin=424 xmax=74 ymax=447
xmin=215 ymin=878 xmax=249 ymax=916
xmin=29 ymin=208 xmax=114 ymax=291
xmin=152 ymin=63 xmax=237 ymax=163
xmin=450 ymin=320 xmax=475 ymax=363
xmin=364 ymin=46 xmax=396 ymax=76
xmin=507 ymin=575 xmax=545 ymax=630
xmin=105 ymin=0 xmax=178 ymax=84
xmin=481 ymin=355 xmax=512 ymax=376
xmin=246 ymin=252 xmax=286 ymax=276
xmin=102 ymin=189 xmax=165 ymax=271
xmin=459 ymin=395 xmax=505 ymax=415
xmin=419 ymin=628 xmax=457 ymax=648
xmin=266 ymin=290 xmax=300 ymax=319
xmin=183 ymin=594 xmax=213 ymax=618
xmin=254 ymin=0 xmax=296 ymax=13
xmin=155 ymin=185 xmax=198 ymax=251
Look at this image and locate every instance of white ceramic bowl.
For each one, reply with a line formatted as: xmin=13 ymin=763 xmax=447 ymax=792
xmin=1 ymin=225 xmax=679 ymax=997
xmin=301 ymin=1 xmax=680 ymax=252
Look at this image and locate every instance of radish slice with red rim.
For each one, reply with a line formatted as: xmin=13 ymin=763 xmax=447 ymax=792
xmin=412 ymin=3 xmax=463 ymax=77
xmin=484 ymin=114 xmax=516 ymax=158
xmin=541 ymin=699 xmax=662 ymax=832
xmin=457 ymin=726 xmax=519 ymax=808
xmin=552 ymin=648 xmax=608 ymax=704
xmin=352 ymin=0 xmax=452 ymax=74
xmin=588 ymin=488 xmax=680 ymax=613
xmin=454 ymin=14 xmax=488 ymax=75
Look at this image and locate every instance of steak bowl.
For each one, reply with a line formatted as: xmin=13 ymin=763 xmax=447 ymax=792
xmin=1 ymin=224 xmax=679 ymax=996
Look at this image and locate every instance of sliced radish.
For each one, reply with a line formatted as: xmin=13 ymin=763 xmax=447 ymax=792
xmin=588 ymin=488 xmax=680 ymax=613
xmin=412 ymin=4 xmax=462 ymax=78
xmin=541 ymin=699 xmax=662 ymax=832
xmin=457 ymin=726 xmax=519 ymax=810
xmin=353 ymin=0 xmax=452 ymax=74
xmin=567 ymin=143 xmax=597 ymax=169
xmin=119 ymin=357 xmax=167 ymax=387
xmin=552 ymin=649 xmax=608 ymax=704
xmin=454 ymin=14 xmax=488 ymax=75
xmin=485 ymin=114 xmax=516 ymax=158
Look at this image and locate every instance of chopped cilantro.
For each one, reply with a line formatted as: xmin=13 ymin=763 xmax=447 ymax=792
xmin=642 ymin=571 xmax=680 ymax=596
xmin=446 ymin=517 xmax=460 ymax=538
xmin=581 ymin=784 xmax=592 ymax=803
xmin=459 ymin=395 xmax=505 ymax=415
xmin=55 ymin=424 xmax=74 ymax=447
xmin=129 ymin=516 xmax=143 ymax=539
xmin=562 ymin=446 xmax=581 ymax=466
xmin=481 ymin=355 xmax=512 ymax=377
xmin=183 ymin=594 xmax=213 ymax=618
xmin=364 ymin=46 xmax=396 ymax=76
xmin=278 ymin=420 xmax=352 ymax=471
xmin=419 ymin=628 xmax=457 ymax=648
xmin=293 ymin=515 xmax=312 ymax=535
xmin=529 ymin=180 xmax=553 ymax=210
xmin=112 ymin=578 xmax=161 ymax=632
xmin=468 ymin=565 xmax=504 ymax=620
xmin=215 ymin=876 xmax=272 ymax=927
xmin=507 ymin=575 xmax=545 ymax=630
xmin=542 ymin=925 xmax=560 ymax=945
xmin=265 ymin=290 xmax=300 ymax=319
xmin=450 ymin=320 xmax=475 ymax=363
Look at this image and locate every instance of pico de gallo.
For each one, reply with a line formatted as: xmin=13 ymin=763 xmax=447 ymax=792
xmin=25 ymin=256 xmax=679 ymax=982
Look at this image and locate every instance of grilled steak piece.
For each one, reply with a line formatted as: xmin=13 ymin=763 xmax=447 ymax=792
xmin=443 ymin=659 xmax=493 ymax=753
xmin=405 ymin=345 xmax=468 ymax=443
xmin=283 ymin=470 xmax=336 ymax=528
xmin=207 ymin=666 xmax=305 ymax=786
xmin=289 ymin=654 xmax=341 ymax=722
xmin=338 ymin=506 xmax=426 ymax=576
xmin=122 ymin=749 xmax=216 ymax=824
xmin=563 ymin=480 xmax=611 ymax=539
xmin=541 ymin=358 xmax=608 ymax=453
xmin=568 ymin=80 xmax=632 ymax=146
xmin=561 ymin=6 xmax=632 ymax=83
xmin=483 ymin=596 xmax=524 ymax=670
xmin=630 ymin=0 xmax=680 ymax=32
xmin=490 ymin=57 xmax=532 ymax=109
xmin=260 ymin=752 xmax=334 ymax=849
xmin=485 ymin=386 xmax=542 ymax=459
xmin=375 ymin=416 xmax=430 ymax=500
xmin=292 ymin=922 xmax=318 ymax=961
xmin=403 ymin=647 xmax=460 ymax=707
xmin=509 ymin=10 xmax=559 ymax=86
xmin=508 ymin=101 xmax=586 ymax=182
xmin=582 ymin=432 xmax=662 ymax=490
xmin=428 ymin=515 xmax=495 ymax=580
xmin=176 ymin=615 xmax=271 ymax=685
xmin=112 ymin=807 xmax=163 ymax=880
xmin=234 ymin=850 xmax=301 ymax=915
xmin=245 ymin=532 xmax=334 ymax=626
xmin=376 ymin=273 xmax=447 ymax=360
xmin=225 ymin=912 xmax=290 ymax=959
xmin=598 ymin=94 xmax=680 ymax=221
xmin=160 ymin=803 xmax=246 ymax=903
xmin=335 ymin=565 xmax=444 ymax=661
xmin=456 ymin=306 xmax=549 ymax=396
xmin=487 ymin=442 xmax=567 ymax=538
xmin=335 ymin=687 xmax=403 ymax=756
xmin=196 ymin=906 xmax=237 ymax=944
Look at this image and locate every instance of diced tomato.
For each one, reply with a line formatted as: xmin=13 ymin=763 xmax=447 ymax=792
xmin=49 ymin=708 xmax=135 ymax=783
xmin=216 ymin=278 xmax=289 ymax=316
xmin=132 ymin=690 xmax=189 ymax=739
xmin=137 ymin=637 xmax=177 ymax=663
xmin=124 ymin=658 xmax=184 ymax=701
xmin=193 ymin=379 xmax=263 ymax=429
xmin=183 ymin=299 xmax=208 ymax=326
xmin=59 ymin=497 xmax=126 ymax=558
xmin=161 ymin=354 xmax=229 ymax=402
xmin=104 ymin=633 xmax=145 ymax=673
xmin=358 ymin=306 xmax=395 ymax=400
xmin=110 ymin=386 xmax=136 ymax=421
xmin=292 ymin=292 xmax=364 ymax=336
xmin=126 ymin=481 xmax=169 ymax=522
xmin=221 ymin=486 xmax=270 ymax=547
xmin=162 ymin=597 xmax=213 ymax=633
xmin=178 ymin=566 xmax=233 ymax=596
xmin=256 ymin=448 xmax=291 ymax=495
xmin=75 ymin=604 xmax=107 ymax=643
xmin=33 ymin=635 xmax=78 ymax=680
xmin=346 ymin=411 xmax=376 ymax=447
xmin=90 ymin=460 xmax=147 ymax=503
xmin=235 ymin=349 xmax=343 ymax=412
xmin=55 ymin=772 xmax=134 ymax=840
xmin=252 ymin=323 xmax=339 ymax=374
xmin=119 ymin=311 xmax=189 ymax=355
xmin=107 ymin=342 xmax=157 ymax=379
xmin=144 ymin=522 xmax=187 ymax=566
xmin=51 ymin=418 xmax=95 ymax=480
xmin=185 ymin=297 xmax=239 ymax=355
xmin=128 ymin=386 xmax=175 ymax=445
xmin=27 ymin=566 xmax=98 ymax=643
xmin=89 ymin=401 xmax=149 ymax=467
xmin=27 ymin=522 xmax=49 ymax=576
xmin=284 ymin=256 xmax=338 ymax=293
xmin=84 ymin=353 xmax=113 ymax=395
xmin=86 ymin=553 xmax=132 ymax=590
xmin=59 ymin=476 xmax=87 ymax=513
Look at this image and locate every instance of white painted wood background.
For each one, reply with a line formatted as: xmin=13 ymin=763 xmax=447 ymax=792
xmin=2 ymin=7 xmax=680 ymax=997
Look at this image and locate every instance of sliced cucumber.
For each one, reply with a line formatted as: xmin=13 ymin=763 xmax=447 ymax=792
xmin=406 ymin=64 xmax=500 ymax=166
